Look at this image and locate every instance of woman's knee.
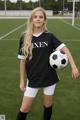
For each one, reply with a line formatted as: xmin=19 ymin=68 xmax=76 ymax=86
xmin=43 ymin=95 xmax=53 ymax=107
xmin=20 ymin=96 xmax=34 ymax=112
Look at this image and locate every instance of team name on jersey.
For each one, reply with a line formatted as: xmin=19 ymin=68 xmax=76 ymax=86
xmin=32 ymin=41 xmax=48 ymax=48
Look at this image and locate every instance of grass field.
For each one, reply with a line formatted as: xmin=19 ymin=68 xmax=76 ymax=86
xmin=0 ymin=18 xmax=80 ymax=120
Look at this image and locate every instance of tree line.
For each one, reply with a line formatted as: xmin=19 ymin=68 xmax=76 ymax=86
xmin=0 ymin=0 xmax=80 ymax=11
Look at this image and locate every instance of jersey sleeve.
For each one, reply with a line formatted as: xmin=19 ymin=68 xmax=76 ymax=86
xmin=17 ymin=33 xmax=26 ymax=60
xmin=51 ymin=33 xmax=66 ymax=50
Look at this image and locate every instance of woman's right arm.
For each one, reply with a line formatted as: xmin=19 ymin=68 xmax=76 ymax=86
xmin=19 ymin=59 xmax=26 ymax=92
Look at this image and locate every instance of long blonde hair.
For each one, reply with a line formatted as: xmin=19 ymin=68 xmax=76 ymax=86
xmin=22 ymin=7 xmax=47 ymax=60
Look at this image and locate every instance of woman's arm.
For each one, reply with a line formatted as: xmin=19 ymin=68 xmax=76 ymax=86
xmin=61 ymin=47 xmax=79 ymax=79
xmin=19 ymin=59 xmax=26 ymax=92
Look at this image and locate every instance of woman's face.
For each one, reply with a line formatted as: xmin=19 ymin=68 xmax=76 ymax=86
xmin=32 ymin=10 xmax=45 ymax=28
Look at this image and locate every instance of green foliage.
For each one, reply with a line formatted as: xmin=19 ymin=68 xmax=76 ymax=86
xmin=0 ymin=0 xmax=77 ymax=10
xmin=0 ymin=1 xmax=4 ymax=10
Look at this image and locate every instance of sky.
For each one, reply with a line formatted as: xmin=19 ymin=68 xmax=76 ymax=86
xmin=1 ymin=0 xmax=39 ymax=3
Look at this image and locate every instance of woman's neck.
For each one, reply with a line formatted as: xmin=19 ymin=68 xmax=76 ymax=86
xmin=33 ymin=27 xmax=44 ymax=34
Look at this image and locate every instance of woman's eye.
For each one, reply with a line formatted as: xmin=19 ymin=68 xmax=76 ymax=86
xmin=33 ymin=16 xmax=44 ymax=19
xmin=34 ymin=16 xmax=37 ymax=18
xmin=39 ymin=16 xmax=44 ymax=19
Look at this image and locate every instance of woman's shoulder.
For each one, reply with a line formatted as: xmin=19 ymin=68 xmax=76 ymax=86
xmin=20 ymin=31 xmax=27 ymax=42
xmin=44 ymin=30 xmax=53 ymax=35
xmin=44 ymin=31 xmax=55 ymax=37
xmin=20 ymin=31 xmax=27 ymax=38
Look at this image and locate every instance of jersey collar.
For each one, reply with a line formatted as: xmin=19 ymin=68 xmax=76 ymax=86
xmin=33 ymin=32 xmax=44 ymax=37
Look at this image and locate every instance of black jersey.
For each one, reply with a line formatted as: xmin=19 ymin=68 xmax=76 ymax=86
xmin=18 ymin=31 xmax=65 ymax=88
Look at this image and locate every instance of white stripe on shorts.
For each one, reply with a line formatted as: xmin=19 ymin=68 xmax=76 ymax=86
xmin=24 ymin=84 xmax=56 ymax=98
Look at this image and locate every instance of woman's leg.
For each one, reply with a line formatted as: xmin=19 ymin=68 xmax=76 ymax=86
xmin=16 ymin=86 xmax=39 ymax=120
xmin=20 ymin=96 xmax=35 ymax=112
xmin=43 ymin=95 xmax=53 ymax=120
xmin=43 ymin=84 xmax=56 ymax=120
xmin=16 ymin=96 xmax=34 ymax=120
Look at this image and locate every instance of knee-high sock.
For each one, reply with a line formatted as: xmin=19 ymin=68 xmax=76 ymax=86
xmin=43 ymin=106 xmax=52 ymax=120
xmin=16 ymin=111 xmax=27 ymax=120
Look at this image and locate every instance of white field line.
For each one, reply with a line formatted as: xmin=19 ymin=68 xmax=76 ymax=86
xmin=61 ymin=20 xmax=80 ymax=31
xmin=0 ymin=16 xmax=72 ymax=19
xmin=64 ymin=39 xmax=80 ymax=42
xmin=76 ymin=23 xmax=80 ymax=27
xmin=73 ymin=25 xmax=80 ymax=31
xmin=0 ymin=23 xmax=26 ymax=40
xmin=0 ymin=39 xmax=80 ymax=42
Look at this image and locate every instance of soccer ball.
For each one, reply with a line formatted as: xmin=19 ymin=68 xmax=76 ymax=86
xmin=49 ymin=50 xmax=68 ymax=69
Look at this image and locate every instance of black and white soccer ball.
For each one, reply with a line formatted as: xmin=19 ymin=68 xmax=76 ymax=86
xmin=49 ymin=50 xmax=68 ymax=69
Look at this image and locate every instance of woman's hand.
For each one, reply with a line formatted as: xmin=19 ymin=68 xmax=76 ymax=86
xmin=71 ymin=66 xmax=80 ymax=79
xmin=20 ymin=81 xmax=26 ymax=92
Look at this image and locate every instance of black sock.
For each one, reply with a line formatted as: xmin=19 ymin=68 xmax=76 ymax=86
xmin=43 ymin=106 xmax=52 ymax=120
xmin=16 ymin=111 xmax=27 ymax=120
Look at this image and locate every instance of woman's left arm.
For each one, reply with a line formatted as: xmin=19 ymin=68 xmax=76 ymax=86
xmin=61 ymin=47 xmax=80 ymax=79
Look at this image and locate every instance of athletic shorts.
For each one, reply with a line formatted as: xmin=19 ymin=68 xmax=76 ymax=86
xmin=24 ymin=84 xmax=56 ymax=98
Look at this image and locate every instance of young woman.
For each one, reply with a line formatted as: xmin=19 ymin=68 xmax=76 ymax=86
xmin=16 ymin=7 xmax=79 ymax=120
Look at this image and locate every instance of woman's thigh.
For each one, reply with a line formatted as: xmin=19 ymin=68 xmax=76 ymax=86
xmin=20 ymin=86 xmax=39 ymax=112
xmin=43 ymin=84 xmax=56 ymax=107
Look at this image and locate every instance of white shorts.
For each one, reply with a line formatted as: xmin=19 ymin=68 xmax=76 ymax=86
xmin=24 ymin=84 xmax=56 ymax=98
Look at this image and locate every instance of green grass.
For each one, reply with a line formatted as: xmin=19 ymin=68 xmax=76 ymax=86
xmin=0 ymin=19 xmax=80 ymax=120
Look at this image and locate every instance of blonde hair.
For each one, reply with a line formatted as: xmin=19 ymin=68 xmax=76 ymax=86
xmin=22 ymin=7 xmax=47 ymax=60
